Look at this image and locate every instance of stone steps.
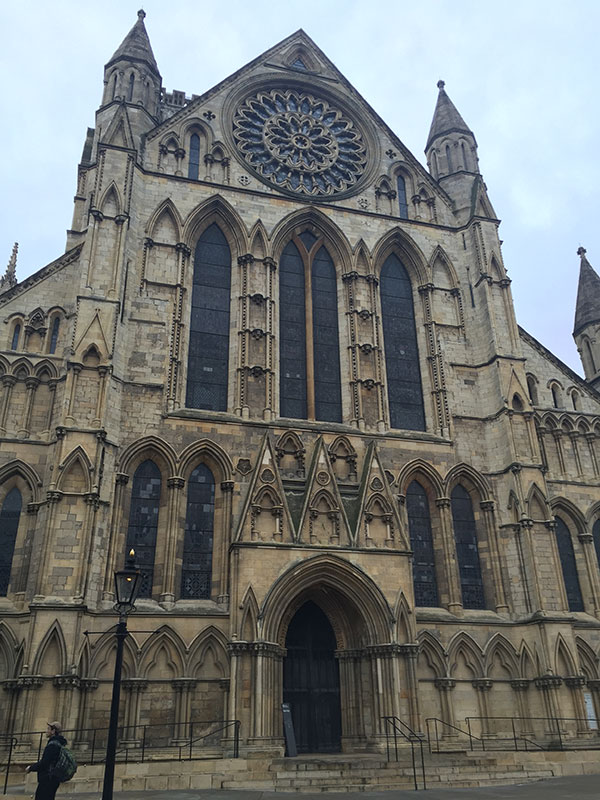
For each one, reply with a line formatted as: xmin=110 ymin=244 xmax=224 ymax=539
xmin=24 ymin=746 xmax=600 ymax=794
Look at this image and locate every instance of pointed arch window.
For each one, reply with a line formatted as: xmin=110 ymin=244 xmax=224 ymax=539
xmin=11 ymin=324 xmax=20 ymax=351
xmin=0 ymin=488 xmax=22 ymax=595
xmin=49 ymin=317 xmax=60 ymax=354
xmin=445 ymin=144 xmax=453 ymax=173
xmin=188 ymin=133 xmax=200 ymax=180
xmin=182 ymin=464 xmax=214 ymax=599
xmin=554 ymin=516 xmax=584 ymax=611
xmin=593 ymin=519 xmax=600 ymax=573
xmin=397 ymin=175 xmax=408 ymax=219
xmin=526 ymin=375 xmax=538 ymax=406
xmin=125 ymin=460 xmax=161 ymax=598
xmin=451 ymin=484 xmax=485 ymax=609
xmin=186 ymin=224 xmax=231 ymax=412
xmin=406 ymin=481 xmax=438 ymax=606
xmin=279 ymin=233 xmax=342 ymax=422
xmin=127 ymin=72 xmax=135 ymax=102
xmin=585 ymin=339 xmax=596 ymax=374
xmin=380 ymin=253 xmax=425 ymax=430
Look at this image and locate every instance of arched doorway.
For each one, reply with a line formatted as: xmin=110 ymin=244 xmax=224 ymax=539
xmin=283 ymin=601 xmax=341 ymax=753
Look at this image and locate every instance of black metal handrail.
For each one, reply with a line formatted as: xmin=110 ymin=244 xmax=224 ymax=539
xmin=9 ymin=719 xmax=241 ymax=767
xmin=464 ymin=715 xmax=600 ymax=751
xmin=381 ymin=716 xmax=426 ymax=791
xmin=426 ymin=717 xmax=486 ymax=753
xmin=0 ymin=736 xmax=17 ymax=796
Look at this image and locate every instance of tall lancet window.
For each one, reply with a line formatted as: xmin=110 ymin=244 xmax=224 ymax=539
xmin=186 ymin=224 xmax=231 ymax=411
xmin=182 ymin=464 xmax=215 ymax=599
xmin=125 ymin=460 xmax=161 ymax=598
xmin=49 ymin=317 xmax=60 ymax=354
xmin=555 ymin=516 xmax=584 ymax=611
xmin=188 ymin=133 xmax=200 ymax=180
xmin=279 ymin=233 xmax=342 ymax=422
xmin=0 ymin=488 xmax=22 ymax=596
xmin=451 ymin=484 xmax=485 ymax=609
xmin=380 ymin=253 xmax=425 ymax=430
xmin=406 ymin=481 xmax=438 ymax=606
xmin=397 ymin=175 xmax=408 ymax=219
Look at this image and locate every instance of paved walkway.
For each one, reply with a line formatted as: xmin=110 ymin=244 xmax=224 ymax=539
xmin=10 ymin=773 xmax=595 ymax=799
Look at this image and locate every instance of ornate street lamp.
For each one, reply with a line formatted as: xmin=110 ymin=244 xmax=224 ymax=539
xmin=102 ymin=549 xmax=140 ymax=800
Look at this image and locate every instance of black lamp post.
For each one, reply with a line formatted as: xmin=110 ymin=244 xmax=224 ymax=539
xmin=102 ymin=549 xmax=140 ymax=800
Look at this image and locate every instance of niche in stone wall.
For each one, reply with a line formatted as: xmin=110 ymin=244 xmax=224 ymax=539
xmin=139 ymin=642 xmax=179 ymax=730
xmin=146 ymin=202 xmax=181 ymax=286
xmin=190 ymin=635 xmax=228 ymax=724
xmin=31 ymin=625 xmax=65 ymax=731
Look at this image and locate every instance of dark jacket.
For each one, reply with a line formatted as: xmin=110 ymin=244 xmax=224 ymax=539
xmin=29 ymin=734 xmax=67 ymax=779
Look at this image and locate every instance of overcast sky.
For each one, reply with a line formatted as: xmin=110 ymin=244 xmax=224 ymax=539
xmin=1 ymin=1 xmax=598 ymax=374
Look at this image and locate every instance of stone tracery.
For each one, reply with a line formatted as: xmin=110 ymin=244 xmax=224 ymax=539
xmin=233 ymin=89 xmax=368 ymax=197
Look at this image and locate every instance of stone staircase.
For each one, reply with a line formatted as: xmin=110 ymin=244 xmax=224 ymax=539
xmin=14 ymin=746 xmax=600 ymax=794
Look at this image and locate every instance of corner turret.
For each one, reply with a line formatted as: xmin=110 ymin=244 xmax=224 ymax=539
xmin=101 ymin=9 xmax=162 ymax=118
xmin=574 ymin=246 xmax=600 ymax=388
xmin=425 ymin=81 xmax=494 ymax=220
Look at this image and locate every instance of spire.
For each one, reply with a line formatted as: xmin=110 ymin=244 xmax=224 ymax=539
xmin=0 ymin=242 xmax=18 ymax=293
xmin=106 ymin=9 xmax=160 ymax=77
xmin=573 ymin=247 xmax=600 ymax=336
xmin=426 ymin=80 xmax=474 ymax=152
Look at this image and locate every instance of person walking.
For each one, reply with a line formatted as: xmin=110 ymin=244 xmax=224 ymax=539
xmin=26 ymin=722 xmax=67 ymax=800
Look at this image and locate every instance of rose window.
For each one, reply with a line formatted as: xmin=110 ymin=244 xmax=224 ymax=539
xmin=233 ymin=89 xmax=368 ymax=197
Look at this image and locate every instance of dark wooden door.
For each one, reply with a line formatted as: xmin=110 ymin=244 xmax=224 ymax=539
xmin=283 ymin=601 xmax=341 ymax=753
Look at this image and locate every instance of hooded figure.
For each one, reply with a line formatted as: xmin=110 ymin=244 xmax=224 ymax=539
xmin=26 ymin=722 xmax=67 ymax=800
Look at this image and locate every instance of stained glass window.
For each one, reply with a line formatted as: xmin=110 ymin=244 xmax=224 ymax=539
xmin=555 ymin=516 xmax=584 ymax=612
xmin=181 ymin=464 xmax=214 ymax=599
xmin=593 ymin=519 xmax=600 ymax=571
xmin=451 ymin=484 xmax=485 ymax=609
xmin=49 ymin=317 xmax=60 ymax=354
xmin=406 ymin=481 xmax=438 ymax=606
xmin=125 ymin=460 xmax=161 ymax=598
xmin=380 ymin=254 xmax=425 ymax=431
xmin=11 ymin=324 xmax=20 ymax=351
xmin=188 ymin=133 xmax=200 ymax=180
xmin=280 ymin=241 xmax=307 ymax=420
xmin=397 ymin=176 xmax=408 ymax=219
xmin=0 ymin=488 xmax=22 ymax=596
xmin=279 ymin=236 xmax=342 ymax=422
xmin=186 ymin=224 xmax=231 ymax=411
xmin=312 ymin=246 xmax=342 ymax=422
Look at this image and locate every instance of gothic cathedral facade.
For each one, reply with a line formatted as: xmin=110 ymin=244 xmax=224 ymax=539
xmin=2 ymin=13 xmax=600 ymax=753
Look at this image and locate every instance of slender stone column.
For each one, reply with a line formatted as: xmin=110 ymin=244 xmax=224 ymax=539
xmin=18 ymin=377 xmax=39 ymax=438
xmin=564 ymin=675 xmax=588 ymax=736
xmin=42 ymin=380 xmax=57 ymax=437
xmin=534 ymin=674 xmax=563 ymax=738
xmin=74 ymin=679 xmax=99 ymax=745
xmin=0 ymin=375 xmax=16 ymax=435
xmin=472 ymin=679 xmax=493 ymax=736
xmin=585 ymin=433 xmax=599 ymax=476
xmin=578 ymin=532 xmax=600 ymax=614
xmin=2 ymin=681 xmax=21 ymax=736
xmin=433 ymin=678 xmax=456 ymax=738
xmin=103 ymin=473 xmax=129 ymax=600
xmin=510 ymin=679 xmax=533 ymax=737
xmin=401 ymin=644 xmax=422 ymax=733
xmin=480 ymin=500 xmax=508 ymax=612
xmin=121 ymin=679 xmax=148 ymax=744
xmin=64 ymin=363 xmax=82 ymax=425
xmin=161 ymin=476 xmax=185 ymax=605
xmin=92 ymin=366 xmax=109 ymax=427
xmin=171 ymin=678 xmax=197 ymax=743
xmin=436 ymin=498 xmax=462 ymax=612
xmin=53 ymin=674 xmax=81 ymax=733
xmin=218 ymin=480 xmax=234 ymax=605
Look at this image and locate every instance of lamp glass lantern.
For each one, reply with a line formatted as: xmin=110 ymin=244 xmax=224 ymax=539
xmin=114 ymin=549 xmax=140 ymax=614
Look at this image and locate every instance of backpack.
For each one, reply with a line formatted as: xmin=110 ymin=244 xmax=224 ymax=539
xmin=50 ymin=745 xmax=78 ymax=783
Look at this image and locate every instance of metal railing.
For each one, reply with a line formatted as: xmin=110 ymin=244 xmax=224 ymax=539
xmin=0 ymin=736 xmax=17 ymax=796
xmin=464 ymin=715 xmax=600 ymax=751
xmin=8 ymin=719 xmax=240 ymax=769
xmin=381 ymin=716 xmax=427 ymax=791
xmin=426 ymin=717 xmax=484 ymax=753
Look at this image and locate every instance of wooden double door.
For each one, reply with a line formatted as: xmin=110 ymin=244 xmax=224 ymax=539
xmin=283 ymin=601 xmax=342 ymax=753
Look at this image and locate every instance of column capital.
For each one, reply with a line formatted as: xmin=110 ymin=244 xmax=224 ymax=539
xmin=510 ymin=679 xmax=530 ymax=692
xmin=434 ymin=677 xmax=456 ymax=691
xmin=472 ymin=678 xmax=493 ymax=692
xmin=122 ymin=678 xmax=148 ymax=693
xmin=535 ymin=674 xmax=562 ymax=689
xmin=564 ymin=675 xmax=586 ymax=688
xmin=171 ymin=678 xmax=197 ymax=692
xmin=167 ymin=476 xmax=185 ymax=489
xmin=220 ymin=480 xmax=234 ymax=493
